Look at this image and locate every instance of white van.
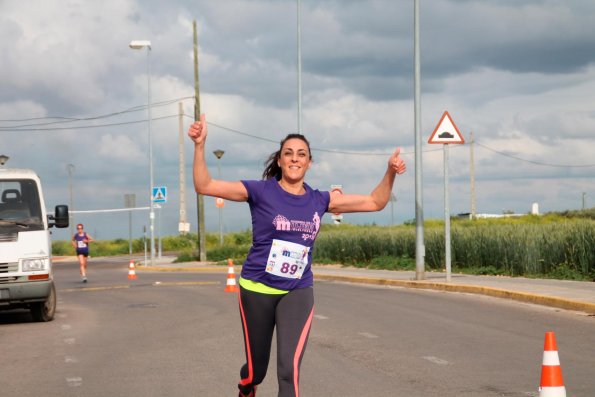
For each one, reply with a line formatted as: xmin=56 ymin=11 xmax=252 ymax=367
xmin=0 ymin=168 xmax=69 ymax=322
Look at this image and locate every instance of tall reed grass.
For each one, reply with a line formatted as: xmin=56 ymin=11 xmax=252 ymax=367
xmin=53 ymin=217 xmax=595 ymax=279
xmin=314 ymin=220 xmax=595 ymax=279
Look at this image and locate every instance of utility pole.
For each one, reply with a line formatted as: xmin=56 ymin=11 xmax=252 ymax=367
xmin=193 ymin=20 xmax=206 ymax=261
xmin=124 ymin=194 xmax=136 ymax=256
xmin=213 ymin=149 xmax=225 ymax=246
xmin=67 ymin=164 xmax=75 ymax=236
xmin=178 ymin=102 xmax=188 ymax=234
xmin=470 ymin=131 xmax=476 ymax=219
xmin=583 ymin=192 xmax=586 ymax=210
xmin=390 ymin=193 xmax=397 ymax=225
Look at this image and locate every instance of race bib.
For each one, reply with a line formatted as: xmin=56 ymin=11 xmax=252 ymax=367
xmin=265 ymin=239 xmax=309 ymax=279
xmin=77 ymin=240 xmax=87 ymax=248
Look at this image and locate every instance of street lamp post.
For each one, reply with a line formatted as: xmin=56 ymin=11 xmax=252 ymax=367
xmin=414 ymin=0 xmax=426 ymax=280
xmin=129 ymin=39 xmax=155 ymax=266
xmin=213 ymin=149 xmax=225 ymax=246
xmin=296 ymin=0 xmax=302 ymax=134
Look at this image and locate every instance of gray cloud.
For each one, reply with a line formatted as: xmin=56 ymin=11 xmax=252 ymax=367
xmin=1 ymin=0 xmax=594 ymax=241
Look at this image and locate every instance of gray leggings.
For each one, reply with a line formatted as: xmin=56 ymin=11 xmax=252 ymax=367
xmin=238 ymin=286 xmax=314 ymax=397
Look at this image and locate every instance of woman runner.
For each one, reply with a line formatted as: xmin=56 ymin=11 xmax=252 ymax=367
xmin=72 ymin=223 xmax=94 ymax=283
xmin=188 ymin=114 xmax=406 ymax=397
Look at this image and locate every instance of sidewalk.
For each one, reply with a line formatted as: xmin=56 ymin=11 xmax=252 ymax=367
xmin=136 ymin=257 xmax=595 ymax=315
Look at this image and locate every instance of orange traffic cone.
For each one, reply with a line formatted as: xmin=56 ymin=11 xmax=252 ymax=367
xmin=224 ymin=259 xmax=239 ymax=293
xmin=539 ymin=331 xmax=566 ymax=397
xmin=128 ymin=260 xmax=137 ymax=280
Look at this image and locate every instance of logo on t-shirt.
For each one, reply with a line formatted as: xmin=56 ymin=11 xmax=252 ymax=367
xmin=272 ymin=212 xmax=321 ymax=241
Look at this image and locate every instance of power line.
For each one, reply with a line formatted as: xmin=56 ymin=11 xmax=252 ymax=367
xmin=0 ymin=96 xmax=194 ymax=128
xmin=203 ymin=116 xmax=595 ymax=167
xmin=475 ymin=142 xmax=595 ymax=168
xmin=3 ymin=100 xmax=594 ymax=168
xmin=0 ymin=114 xmax=178 ymax=132
xmin=198 ymin=116 xmax=442 ymax=157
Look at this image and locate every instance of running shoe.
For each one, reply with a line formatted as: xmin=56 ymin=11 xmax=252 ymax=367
xmin=238 ymin=386 xmax=256 ymax=397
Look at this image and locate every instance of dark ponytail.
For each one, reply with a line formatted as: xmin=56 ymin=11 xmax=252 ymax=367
xmin=262 ymin=133 xmax=312 ymax=180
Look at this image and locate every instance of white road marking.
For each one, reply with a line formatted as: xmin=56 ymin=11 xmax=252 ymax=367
xmin=64 ymin=356 xmax=79 ymax=363
xmin=422 ymin=356 xmax=449 ymax=365
xmin=66 ymin=377 xmax=83 ymax=387
xmin=63 ymin=338 xmax=76 ymax=345
xmin=61 ymin=324 xmax=72 ymax=331
xmin=358 ymin=332 xmax=379 ymax=339
xmin=314 ymin=314 xmax=329 ymax=320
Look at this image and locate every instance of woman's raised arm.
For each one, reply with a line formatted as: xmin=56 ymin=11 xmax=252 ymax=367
xmin=188 ymin=114 xmax=248 ymax=201
xmin=327 ymin=148 xmax=406 ymax=213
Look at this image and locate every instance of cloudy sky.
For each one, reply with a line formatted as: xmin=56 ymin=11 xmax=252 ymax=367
xmin=1 ymin=0 xmax=594 ymax=241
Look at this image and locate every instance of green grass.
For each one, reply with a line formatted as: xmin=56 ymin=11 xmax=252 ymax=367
xmin=52 ymin=209 xmax=595 ymax=281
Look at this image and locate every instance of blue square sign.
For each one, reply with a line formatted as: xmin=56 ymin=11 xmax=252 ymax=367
xmin=152 ymin=186 xmax=167 ymax=203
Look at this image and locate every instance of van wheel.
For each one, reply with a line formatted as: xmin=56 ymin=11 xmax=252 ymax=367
xmin=31 ymin=283 xmax=56 ymax=322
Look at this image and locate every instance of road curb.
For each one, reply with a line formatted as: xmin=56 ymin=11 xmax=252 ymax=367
xmin=136 ymin=266 xmax=228 ymax=273
xmin=134 ymin=264 xmax=595 ymax=315
xmin=313 ymin=274 xmax=595 ymax=315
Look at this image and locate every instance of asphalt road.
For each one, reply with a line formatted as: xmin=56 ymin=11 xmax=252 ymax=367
xmin=1 ymin=258 xmax=593 ymax=397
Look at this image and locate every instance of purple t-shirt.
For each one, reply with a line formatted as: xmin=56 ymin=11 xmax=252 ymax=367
xmin=240 ymin=178 xmax=330 ymax=290
xmin=73 ymin=233 xmax=89 ymax=255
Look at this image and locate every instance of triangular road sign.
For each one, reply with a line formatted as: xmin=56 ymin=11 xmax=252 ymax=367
xmin=428 ymin=111 xmax=465 ymax=144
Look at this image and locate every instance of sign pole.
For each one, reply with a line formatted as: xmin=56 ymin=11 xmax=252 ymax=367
xmin=428 ymin=110 xmax=465 ymax=283
xmin=444 ymin=144 xmax=451 ymax=282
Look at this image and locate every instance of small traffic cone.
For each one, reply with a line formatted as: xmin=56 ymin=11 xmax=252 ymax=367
xmin=539 ymin=331 xmax=566 ymax=397
xmin=224 ymin=259 xmax=239 ymax=293
xmin=128 ymin=260 xmax=137 ymax=280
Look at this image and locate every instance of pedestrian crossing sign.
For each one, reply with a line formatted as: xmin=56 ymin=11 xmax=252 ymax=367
xmin=152 ymin=186 xmax=167 ymax=203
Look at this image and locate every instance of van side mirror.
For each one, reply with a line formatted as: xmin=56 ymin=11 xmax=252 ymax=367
xmin=49 ymin=205 xmax=69 ymax=228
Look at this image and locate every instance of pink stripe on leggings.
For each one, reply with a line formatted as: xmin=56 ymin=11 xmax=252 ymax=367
xmin=293 ymin=307 xmax=314 ymax=397
xmin=238 ymin=292 xmax=253 ymax=386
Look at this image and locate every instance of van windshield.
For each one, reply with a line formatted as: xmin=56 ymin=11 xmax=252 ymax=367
xmin=0 ymin=179 xmax=44 ymax=232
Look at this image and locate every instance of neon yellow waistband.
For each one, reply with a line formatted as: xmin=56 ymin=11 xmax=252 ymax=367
xmin=239 ymin=276 xmax=289 ymax=295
